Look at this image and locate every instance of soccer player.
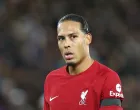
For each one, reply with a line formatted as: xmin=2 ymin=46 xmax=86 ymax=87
xmin=44 ymin=14 xmax=124 ymax=110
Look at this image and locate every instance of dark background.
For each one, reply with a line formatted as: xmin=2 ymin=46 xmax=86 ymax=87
xmin=0 ymin=0 xmax=140 ymax=110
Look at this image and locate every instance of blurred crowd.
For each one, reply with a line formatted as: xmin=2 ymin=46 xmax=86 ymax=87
xmin=0 ymin=0 xmax=140 ymax=110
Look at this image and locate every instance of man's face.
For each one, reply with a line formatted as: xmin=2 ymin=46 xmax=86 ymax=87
xmin=57 ymin=21 xmax=90 ymax=65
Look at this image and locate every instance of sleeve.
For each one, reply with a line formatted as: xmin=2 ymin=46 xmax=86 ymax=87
xmin=101 ymin=71 xmax=124 ymax=101
xmin=99 ymin=70 xmax=124 ymax=110
xmin=44 ymin=76 xmax=50 ymax=110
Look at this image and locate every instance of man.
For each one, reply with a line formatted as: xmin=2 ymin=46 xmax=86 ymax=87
xmin=44 ymin=14 xmax=124 ymax=110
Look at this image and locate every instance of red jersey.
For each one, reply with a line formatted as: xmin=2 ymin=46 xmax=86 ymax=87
xmin=44 ymin=60 xmax=124 ymax=110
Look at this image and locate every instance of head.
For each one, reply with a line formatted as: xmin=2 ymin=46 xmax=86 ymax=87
xmin=57 ymin=14 xmax=92 ymax=66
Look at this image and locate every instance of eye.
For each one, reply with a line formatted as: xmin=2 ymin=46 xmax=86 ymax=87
xmin=71 ymin=35 xmax=78 ymax=39
xmin=58 ymin=36 xmax=65 ymax=41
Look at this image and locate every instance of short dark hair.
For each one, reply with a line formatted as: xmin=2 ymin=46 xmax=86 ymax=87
xmin=58 ymin=14 xmax=90 ymax=34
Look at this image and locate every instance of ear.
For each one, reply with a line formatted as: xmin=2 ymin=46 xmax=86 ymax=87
xmin=85 ymin=33 xmax=92 ymax=45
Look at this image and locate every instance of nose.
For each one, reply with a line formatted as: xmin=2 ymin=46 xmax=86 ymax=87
xmin=64 ymin=38 xmax=71 ymax=48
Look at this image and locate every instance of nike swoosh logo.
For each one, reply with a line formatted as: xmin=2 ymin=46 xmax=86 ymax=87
xmin=50 ymin=96 xmax=59 ymax=101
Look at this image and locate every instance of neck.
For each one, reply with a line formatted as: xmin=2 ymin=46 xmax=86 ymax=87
xmin=68 ymin=56 xmax=94 ymax=75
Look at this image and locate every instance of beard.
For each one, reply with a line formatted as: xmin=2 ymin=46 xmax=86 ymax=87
xmin=67 ymin=61 xmax=75 ymax=66
xmin=66 ymin=62 xmax=74 ymax=74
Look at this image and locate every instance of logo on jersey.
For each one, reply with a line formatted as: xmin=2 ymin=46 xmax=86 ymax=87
xmin=79 ymin=90 xmax=88 ymax=105
xmin=116 ymin=84 xmax=121 ymax=92
xmin=50 ymin=96 xmax=59 ymax=101
xmin=109 ymin=83 xmax=124 ymax=98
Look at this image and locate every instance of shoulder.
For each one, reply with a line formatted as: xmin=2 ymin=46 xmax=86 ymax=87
xmin=96 ymin=62 xmax=124 ymax=100
xmin=44 ymin=66 xmax=66 ymax=83
xmin=97 ymin=61 xmax=120 ymax=79
xmin=48 ymin=66 xmax=65 ymax=75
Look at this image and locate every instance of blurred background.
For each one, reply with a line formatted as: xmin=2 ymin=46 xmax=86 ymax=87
xmin=0 ymin=0 xmax=140 ymax=110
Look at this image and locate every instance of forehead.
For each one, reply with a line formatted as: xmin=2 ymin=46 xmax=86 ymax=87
xmin=57 ymin=21 xmax=82 ymax=36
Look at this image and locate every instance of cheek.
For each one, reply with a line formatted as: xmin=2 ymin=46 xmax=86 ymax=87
xmin=58 ymin=43 xmax=63 ymax=53
xmin=76 ymin=43 xmax=86 ymax=56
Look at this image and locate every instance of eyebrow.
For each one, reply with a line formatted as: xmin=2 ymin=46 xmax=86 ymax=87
xmin=68 ymin=33 xmax=77 ymax=36
xmin=57 ymin=32 xmax=78 ymax=38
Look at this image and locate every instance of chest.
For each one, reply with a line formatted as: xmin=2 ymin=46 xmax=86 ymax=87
xmin=46 ymin=74 xmax=104 ymax=110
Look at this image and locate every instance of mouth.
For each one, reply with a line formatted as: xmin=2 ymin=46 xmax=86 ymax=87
xmin=64 ymin=52 xmax=74 ymax=60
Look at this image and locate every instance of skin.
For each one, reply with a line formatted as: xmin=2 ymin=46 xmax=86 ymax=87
xmin=57 ymin=20 xmax=94 ymax=75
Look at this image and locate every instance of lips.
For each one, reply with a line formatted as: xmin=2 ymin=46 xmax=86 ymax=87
xmin=64 ymin=52 xmax=74 ymax=60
